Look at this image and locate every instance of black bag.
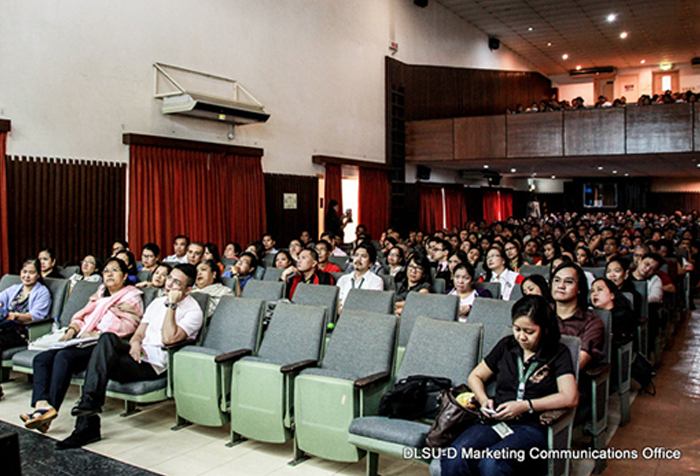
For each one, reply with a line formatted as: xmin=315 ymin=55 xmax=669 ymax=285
xmin=631 ymin=353 xmax=656 ymax=395
xmin=424 ymin=384 xmax=482 ymax=448
xmin=378 ymin=375 xmax=452 ymax=420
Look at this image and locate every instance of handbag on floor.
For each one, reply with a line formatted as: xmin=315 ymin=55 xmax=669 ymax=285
xmin=424 ymin=384 xmax=483 ymax=448
xmin=631 ymin=353 xmax=656 ymax=395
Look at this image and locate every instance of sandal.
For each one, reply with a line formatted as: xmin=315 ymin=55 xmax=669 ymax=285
xmin=22 ymin=407 xmax=58 ymax=431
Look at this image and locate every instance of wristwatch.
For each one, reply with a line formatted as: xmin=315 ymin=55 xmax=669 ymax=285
xmin=165 ymin=301 xmax=179 ymax=310
xmin=527 ymin=399 xmax=535 ymax=414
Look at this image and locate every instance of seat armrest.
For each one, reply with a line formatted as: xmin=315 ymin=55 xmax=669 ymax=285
xmin=214 ymin=348 xmax=252 ymax=364
xmin=586 ymin=363 xmax=611 ymax=379
xmin=163 ymin=339 xmax=196 ymax=352
xmin=280 ymin=359 xmax=318 ymax=374
xmin=354 ymin=371 xmax=391 ymax=389
xmin=25 ymin=318 xmax=53 ymax=327
xmin=540 ymin=408 xmax=574 ymax=426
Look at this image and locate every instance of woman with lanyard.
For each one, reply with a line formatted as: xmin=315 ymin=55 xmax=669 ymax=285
xmin=441 ymin=296 xmax=578 ymax=475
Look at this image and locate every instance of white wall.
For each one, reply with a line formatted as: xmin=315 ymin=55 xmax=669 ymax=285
xmin=0 ymin=0 xmax=536 ymax=176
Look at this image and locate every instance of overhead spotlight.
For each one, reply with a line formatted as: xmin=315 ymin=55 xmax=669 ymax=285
xmin=532 ymin=172 xmax=537 ymax=177
xmin=640 ymin=59 xmax=646 ymax=64
xmin=483 ymin=164 xmax=489 ymax=169
xmin=597 ymin=166 xmax=604 ymax=170
xmin=562 ymin=54 xmax=569 ymax=60
xmin=528 ymin=26 xmax=533 ymax=31
xmin=576 ymin=65 xmax=582 ymax=70
xmin=607 ymin=13 xmax=617 ymax=22
xmin=612 ymin=170 xmax=618 ymax=174
xmin=696 ymin=163 xmax=700 ymax=168
xmin=547 ymin=42 xmax=552 ymax=46
xmin=624 ymin=173 xmax=629 ymax=177
xmin=620 ymin=32 xmax=628 ymax=39
xmin=510 ymin=168 xmax=517 ymax=173
xmin=551 ymin=175 xmax=556 ymax=179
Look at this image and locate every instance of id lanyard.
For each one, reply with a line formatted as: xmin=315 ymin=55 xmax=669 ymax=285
xmin=516 ymin=355 xmax=539 ymax=401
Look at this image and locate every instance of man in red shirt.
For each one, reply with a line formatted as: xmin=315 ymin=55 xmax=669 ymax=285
xmin=281 ymin=248 xmax=334 ymax=300
xmin=316 ymin=240 xmax=342 ymax=274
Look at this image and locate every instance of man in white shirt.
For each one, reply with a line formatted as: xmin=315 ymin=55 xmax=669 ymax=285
xmin=336 ymin=243 xmax=384 ymax=311
xmin=631 ymin=253 xmax=664 ymax=304
xmin=164 ymin=235 xmax=190 ymax=263
xmin=262 ymin=234 xmax=278 ymax=256
xmin=57 ymin=264 xmax=203 ymax=449
xmin=322 ymin=231 xmax=347 ymax=257
xmin=186 ymin=242 xmax=205 ymax=267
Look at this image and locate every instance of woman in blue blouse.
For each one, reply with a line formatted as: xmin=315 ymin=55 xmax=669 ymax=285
xmin=0 ymin=258 xmax=52 ymax=396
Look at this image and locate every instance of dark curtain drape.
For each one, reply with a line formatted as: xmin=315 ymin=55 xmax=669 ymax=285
xmin=358 ymin=168 xmax=390 ymax=239
xmin=419 ymin=187 xmax=444 ymax=233
xmin=128 ymin=145 xmax=265 ymax=252
xmin=324 ymin=164 xmax=343 ymax=215
xmin=444 ymin=188 xmax=468 ymax=230
xmin=0 ymin=133 xmax=8 ymax=275
xmin=483 ymin=189 xmax=513 ymax=224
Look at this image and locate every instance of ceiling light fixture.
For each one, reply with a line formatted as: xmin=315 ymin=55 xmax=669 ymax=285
xmin=510 ymin=168 xmax=517 ymax=173
xmin=547 ymin=42 xmax=552 ymax=47
xmin=640 ymin=59 xmax=646 ymax=64
xmin=528 ymin=27 xmax=533 ymax=31
xmin=624 ymin=173 xmax=629 ymax=177
xmin=660 ymin=63 xmax=673 ymax=71
xmin=696 ymin=163 xmax=700 ymax=168
xmin=612 ymin=170 xmax=618 ymax=174
xmin=607 ymin=13 xmax=617 ymax=22
xmin=576 ymin=65 xmax=582 ymax=70
xmin=562 ymin=54 xmax=569 ymax=60
xmin=551 ymin=175 xmax=556 ymax=179
xmin=620 ymin=32 xmax=628 ymax=39
xmin=597 ymin=166 xmax=604 ymax=170
xmin=483 ymin=165 xmax=489 ymax=169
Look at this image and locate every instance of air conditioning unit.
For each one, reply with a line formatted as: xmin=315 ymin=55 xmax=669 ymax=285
xmin=162 ymin=93 xmax=270 ymax=125
xmin=692 ymin=57 xmax=700 ymax=69
xmin=569 ymin=66 xmax=616 ymax=78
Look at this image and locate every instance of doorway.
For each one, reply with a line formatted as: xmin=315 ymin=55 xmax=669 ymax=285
xmin=652 ymin=71 xmax=679 ymax=95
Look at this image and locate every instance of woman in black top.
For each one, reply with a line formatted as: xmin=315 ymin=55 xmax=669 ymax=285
xmin=590 ymin=278 xmax=636 ymax=344
xmin=38 ymin=248 xmax=63 ymax=279
xmin=324 ymin=199 xmax=349 ymax=241
xmin=394 ymin=252 xmax=431 ymax=315
xmin=442 ymin=296 xmax=578 ymax=475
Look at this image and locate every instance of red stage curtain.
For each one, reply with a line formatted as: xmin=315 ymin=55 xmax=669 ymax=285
xmin=483 ymin=189 xmax=513 ymax=224
xmin=324 ymin=164 xmax=343 ymax=214
xmin=444 ymin=188 xmax=468 ymax=230
xmin=419 ymin=187 xmax=444 ymax=233
xmin=0 ymin=133 xmax=8 ymax=275
xmin=358 ymin=168 xmax=390 ymax=239
xmin=128 ymin=145 xmax=265 ymax=252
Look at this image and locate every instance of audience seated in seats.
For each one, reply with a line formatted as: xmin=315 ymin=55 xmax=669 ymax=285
xmin=222 ymin=241 xmax=241 ymax=261
xmin=274 ymin=250 xmax=294 ymax=270
xmin=336 ymin=242 xmax=384 ymax=311
xmin=164 ymin=235 xmax=189 ymax=264
xmin=386 ymin=245 xmax=406 ymax=278
xmin=480 ymin=245 xmax=524 ymax=301
xmin=630 ymin=252 xmax=664 ymax=304
xmin=394 ymin=252 xmax=432 ymax=316
xmin=345 ymin=238 xmax=385 ymax=276
xmin=56 ymin=263 xmax=203 ymax=449
xmin=314 ymin=240 xmax=342 ymax=273
xmin=261 ymin=233 xmax=278 ymax=257
xmin=136 ymin=263 xmax=171 ymax=299
xmin=186 ymin=242 xmax=205 ymax=267
xmin=38 ymin=247 xmax=63 ymax=279
xmin=299 ymin=230 xmax=313 ymax=247
xmin=540 ymin=239 xmax=561 ymax=267
xmin=448 ymin=263 xmax=491 ymax=322
xmin=281 ymin=248 xmax=334 ymax=300
xmin=137 ymin=243 xmax=160 ymax=272
xmin=0 ymin=258 xmax=52 ymax=397
xmin=68 ymin=255 xmax=102 ymax=291
xmin=115 ymin=250 xmax=138 ymax=286
xmin=466 ymin=247 xmax=482 ymax=267
xmin=523 ymin=237 xmax=542 ymax=265
xmin=605 ymin=257 xmax=642 ymax=316
xmin=288 ymin=239 xmax=303 ymax=262
xmin=222 ymin=251 xmax=257 ymax=291
xmin=192 ymin=259 xmax=236 ymax=318
xmin=444 ymin=249 xmax=469 ymax=289
xmin=575 ymin=245 xmax=594 ymax=268
xmin=590 ymin=278 xmax=636 ymax=344
xmin=21 ymin=257 xmax=143 ymax=433
xmin=202 ymin=242 xmax=224 ymax=275
xmin=520 ymin=275 xmax=554 ymax=304
xmin=441 ymin=296 xmax=578 ymax=476
xmin=244 ymin=242 xmax=266 ymax=280
xmin=110 ymin=240 xmax=129 ymax=257
xmin=551 ymin=263 xmax=605 ymax=406
xmin=504 ymin=238 xmax=525 ymax=272
xmin=321 ymin=231 xmax=347 ymax=257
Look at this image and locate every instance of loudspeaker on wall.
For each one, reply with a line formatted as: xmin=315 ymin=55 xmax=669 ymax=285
xmin=416 ymin=165 xmax=431 ymax=180
xmin=414 ymin=0 xmax=429 ymax=7
xmin=489 ymin=37 xmax=500 ymax=50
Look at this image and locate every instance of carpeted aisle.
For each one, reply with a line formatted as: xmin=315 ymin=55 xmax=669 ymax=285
xmin=0 ymin=420 xmax=161 ymax=476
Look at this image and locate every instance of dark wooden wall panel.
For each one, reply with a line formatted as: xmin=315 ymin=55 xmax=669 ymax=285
xmin=507 ymin=112 xmax=563 ymax=158
xmin=406 ymin=119 xmax=453 ymax=161
xmin=5 ymin=156 xmax=126 ymax=272
xmin=626 ymin=103 xmax=693 ymax=154
xmin=565 ymin=108 xmax=625 ymax=156
xmin=454 ymin=115 xmax=506 ymax=160
xmin=647 ymin=192 xmax=700 ymax=214
xmin=264 ymin=173 xmax=318 ymax=247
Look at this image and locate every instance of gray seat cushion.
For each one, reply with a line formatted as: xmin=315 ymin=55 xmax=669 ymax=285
xmin=178 ymin=346 xmax=221 ymax=357
xmin=106 ymin=377 xmax=167 ymax=395
xmin=11 ymin=349 xmax=41 ymax=367
xmin=3 ymin=345 xmax=28 ymax=361
xmin=349 ymin=416 xmax=430 ymax=448
xmin=301 ymin=367 xmax=355 ymax=381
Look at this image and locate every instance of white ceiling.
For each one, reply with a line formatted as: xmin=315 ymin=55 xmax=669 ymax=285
xmin=436 ymin=0 xmax=700 ymax=75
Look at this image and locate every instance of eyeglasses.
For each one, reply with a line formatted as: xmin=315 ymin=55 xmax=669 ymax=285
xmin=166 ymin=275 xmax=184 ymax=287
xmin=103 ymin=267 xmax=121 ymax=274
xmin=486 ymin=254 xmax=501 ymax=260
xmin=407 ymin=264 xmax=423 ymax=272
xmin=81 ymin=260 xmax=96 ymax=266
